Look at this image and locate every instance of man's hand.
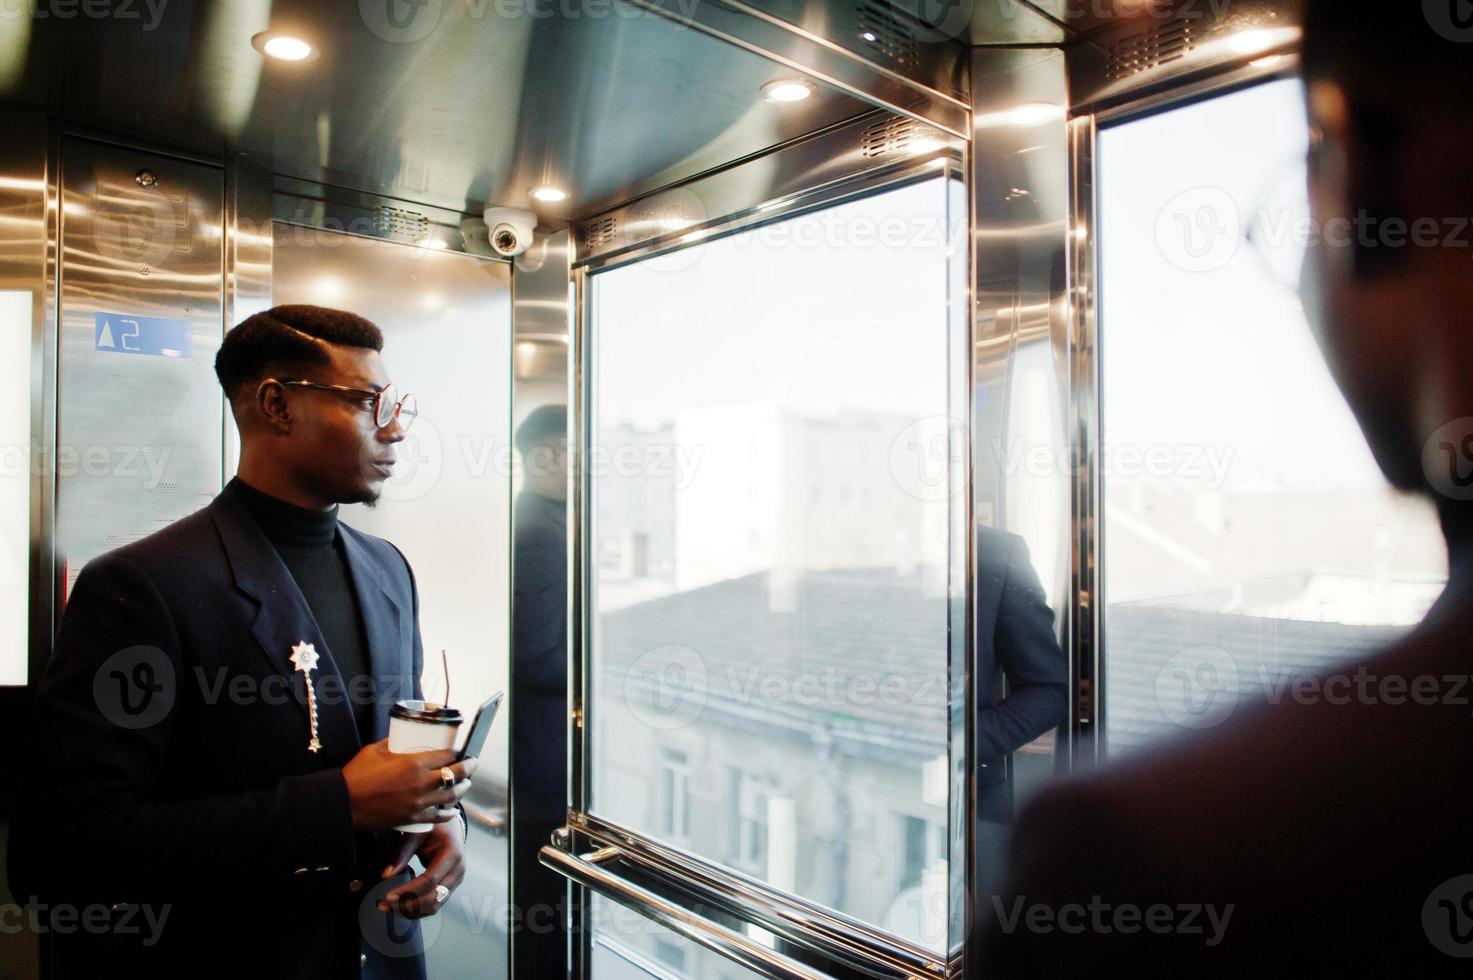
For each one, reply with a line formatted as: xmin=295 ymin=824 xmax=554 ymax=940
xmin=377 ymin=819 xmax=467 ymax=919
xmin=342 ymin=739 xmax=478 ymax=832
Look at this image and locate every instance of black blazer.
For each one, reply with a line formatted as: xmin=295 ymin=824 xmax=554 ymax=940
xmin=979 ymin=563 xmax=1473 ymax=975
xmin=975 ymin=525 xmax=1069 ymax=813
xmin=8 ymin=488 xmax=429 ymax=979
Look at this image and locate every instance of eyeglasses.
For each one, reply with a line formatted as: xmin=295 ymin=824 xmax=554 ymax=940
xmin=268 ymin=379 xmax=418 ymax=432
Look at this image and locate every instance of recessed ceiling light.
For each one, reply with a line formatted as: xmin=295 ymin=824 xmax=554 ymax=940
xmin=761 ymin=79 xmax=815 ymax=104
xmin=530 ymin=185 xmax=568 ymax=203
xmin=860 ymin=31 xmax=878 ymax=42
xmin=252 ymin=32 xmax=318 ymax=62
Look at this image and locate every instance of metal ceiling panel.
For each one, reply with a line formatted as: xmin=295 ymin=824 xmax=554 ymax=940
xmin=0 ymin=1 xmax=882 ymax=220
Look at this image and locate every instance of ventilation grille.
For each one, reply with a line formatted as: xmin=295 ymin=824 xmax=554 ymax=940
xmin=856 ymin=2 xmax=921 ymax=68
xmin=585 ymin=215 xmax=617 ymax=249
xmin=1105 ymin=19 xmax=1195 ymax=80
xmin=371 ymin=205 xmax=429 ymax=243
xmin=861 ymin=117 xmax=919 ymax=158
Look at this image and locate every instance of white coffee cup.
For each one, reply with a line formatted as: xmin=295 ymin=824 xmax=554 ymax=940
xmin=387 ymin=699 xmax=464 ymax=832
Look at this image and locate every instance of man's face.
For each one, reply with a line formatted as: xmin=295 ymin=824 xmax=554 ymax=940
xmin=273 ymin=345 xmax=405 ymax=505
xmin=526 ymin=436 xmax=569 ymax=502
xmin=1300 ymin=81 xmax=1421 ymax=492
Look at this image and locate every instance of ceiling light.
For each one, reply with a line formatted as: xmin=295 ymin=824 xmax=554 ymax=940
xmin=860 ymin=31 xmax=878 ymax=42
xmin=252 ymin=32 xmax=317 ymax=62
xmin=530 ymin=185 xmax=568 ymax=203
xmin=761 ymin=79 xmax=815 ymax=104
xmin=975 ymin=102 xmax=1064 ymax=129
xmin=1227 ymin=29 xmax=1276 ymax=55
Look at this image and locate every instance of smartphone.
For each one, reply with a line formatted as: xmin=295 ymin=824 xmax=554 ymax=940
xmin=456 ymin=691 xmax=505 ymax=762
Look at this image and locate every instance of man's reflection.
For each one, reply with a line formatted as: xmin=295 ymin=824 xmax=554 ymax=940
xmin=510 ymin=404 xmax=569 ymax=972
xmin=975 ymin=523 xmax=1068 ymax=892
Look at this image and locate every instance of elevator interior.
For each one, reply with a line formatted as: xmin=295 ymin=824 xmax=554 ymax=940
xmin=0 ymin=2 xmax=1392 ymax=978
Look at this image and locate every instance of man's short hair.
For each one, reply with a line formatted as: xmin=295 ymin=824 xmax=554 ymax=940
xmin=515 ymin=404 xmax=567 ymax=456
xmin=215 ymin=305 xmax=383 ymax=405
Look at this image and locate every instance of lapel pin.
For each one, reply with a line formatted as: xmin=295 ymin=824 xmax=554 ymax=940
xmin=290 ymin=641 xmax=323 ymax=753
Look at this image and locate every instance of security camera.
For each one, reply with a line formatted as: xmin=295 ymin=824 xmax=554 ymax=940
xmin=483 ymin=207 xmax=537 ymax=257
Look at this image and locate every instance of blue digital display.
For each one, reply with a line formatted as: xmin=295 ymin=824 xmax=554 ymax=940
xmin=94 ymin=312 xmax=193 ymax=358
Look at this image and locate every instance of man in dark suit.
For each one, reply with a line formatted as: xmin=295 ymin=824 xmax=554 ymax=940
xmin=8 ymin=306 xmax=477 ymax=978
xmin=974 ymin=524 xmax=1069 ymax=892
xmin=981 ymin=4 xmax=1473 ymax=974
xmin=509 ymin=404 xmax=570 ymax=973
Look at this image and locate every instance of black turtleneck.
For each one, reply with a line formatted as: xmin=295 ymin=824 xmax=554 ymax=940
xmin=228 ymin=477 xmax=375 ymax=742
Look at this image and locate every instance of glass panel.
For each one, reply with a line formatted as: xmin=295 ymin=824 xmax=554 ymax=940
xmin=1 ymin=289 xmax=31 ymax=686
xmin=1098 ymin=79 xmax=1449 ymax=757
xmin=589 ymin=178 xmax=954 ymax=950
xmin=270 ymin=225 xmax=514 ymax=977
xmin=589 ymin=895 xmax=766 ymax=980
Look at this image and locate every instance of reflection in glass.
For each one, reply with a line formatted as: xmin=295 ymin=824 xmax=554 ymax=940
xmin=1097 ymin=79 xmax=1448 ymax=756
xmin=588 ymin=179 xmax=953 ymax=949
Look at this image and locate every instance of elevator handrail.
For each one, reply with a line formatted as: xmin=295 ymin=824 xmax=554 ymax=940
xmin=540 ymin=842 xmax=839 ymax=980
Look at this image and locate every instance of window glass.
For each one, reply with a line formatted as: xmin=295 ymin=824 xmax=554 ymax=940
xmin=589 ymin=178 xmax=954 ymax=947
xmin=1098 ymin=79 xmax=1449 ymax=755
xmin=1 ymin=290 xmax=31 ymax=686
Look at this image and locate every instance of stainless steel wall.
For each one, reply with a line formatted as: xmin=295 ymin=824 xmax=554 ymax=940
xmin=54 ymin=138 xmax=226 ymax=604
